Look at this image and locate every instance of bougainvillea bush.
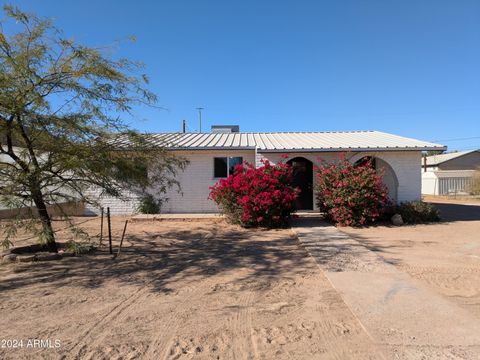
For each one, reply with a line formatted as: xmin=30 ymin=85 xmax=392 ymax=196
xmin=315 ymin=158 xmax=390 ymax=226
xmin=209 ymin=160 xmax=298 ymax=227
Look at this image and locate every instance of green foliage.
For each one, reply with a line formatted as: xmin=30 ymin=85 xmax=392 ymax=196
xmin=136 ymin=193 xmax=162 ymax=214
xmin=424 ymin=150 xmax=445 ymax=156
xmin=0 ymin=236 xmax=13 ymax=249
xmin=209 ymin=160 xmax=298 ymax=228
xmin=66 ymin=240 xmax=96 ymax=255
xmin=392 ymin=201 xmax=441 ymax=224
xmin=0 ymin=5 xmax=187 ymax=250
xmin=0 ymin=217 xmax=47 ymax=250
xmin=64 ymin=221 xmax=95 ymax=255
xmin=314 ymin=157 xmax=390 ymax=226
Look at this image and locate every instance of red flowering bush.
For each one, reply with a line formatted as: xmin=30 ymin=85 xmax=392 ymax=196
xmin=209 ymin=160 xmax=298 ymax=227
xmin=315 ymin=158 xmax=390 ymax=226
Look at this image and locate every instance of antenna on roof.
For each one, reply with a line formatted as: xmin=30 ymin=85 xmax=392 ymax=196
xmin=182 ymin=119 xmax=186 ymax=133
xmin=196 ymin=107 xmax=204 ymax=133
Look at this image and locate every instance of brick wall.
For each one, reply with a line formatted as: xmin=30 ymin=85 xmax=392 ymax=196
xmin=261 ymin=151 xmax=422 ymax=204
xmin=83 ymin=187 xmax=140 ymax=216
xmin=84 ymin=149 xmax=422 ymax=215
xmin=347 ymin=151 xmax=422 ymax=203
xmin=153 ymin=150 xmax=256 ymax=213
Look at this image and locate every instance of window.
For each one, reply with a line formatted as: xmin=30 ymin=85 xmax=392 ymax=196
xmin=214 ymin=156 xmax=243 ymax=178
xmin=214 ymin=157 xmax=228 ymax=178
xmin=228 ymin=156 xmax=243 ymax=175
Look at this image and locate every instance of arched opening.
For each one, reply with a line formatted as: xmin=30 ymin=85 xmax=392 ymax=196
xmin=287 ymin=157 xmax=313 ymax=210
xmin=354 ymin=156 xmax=399 ymax=203
xmin=354 ymin=156 xmax=376 ymax=169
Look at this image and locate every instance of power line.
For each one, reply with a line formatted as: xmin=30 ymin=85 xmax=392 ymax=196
xmin=432 ymin=136 xmax=480 ymax=142
xmin=448 ymin=146 xmax=480 ymax=151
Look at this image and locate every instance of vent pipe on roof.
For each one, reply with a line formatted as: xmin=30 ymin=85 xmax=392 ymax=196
xmin=196 ymin=107 xmax=204 ymax=133
xmin=211 ymin=125 xmax=240 ymax=133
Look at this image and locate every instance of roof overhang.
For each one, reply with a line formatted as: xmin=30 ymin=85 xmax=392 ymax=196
xmin=166 ymin=146 xmax=257 ymax=151
xmin=164 ymin=146 xmax=447 ymax=152
xmin=252 ymin=146 xmax=447 ymax=153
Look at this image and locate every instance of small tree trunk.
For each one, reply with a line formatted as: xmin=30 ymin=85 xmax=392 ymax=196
xmin=31 ymin=190 xmax=57 ymax=253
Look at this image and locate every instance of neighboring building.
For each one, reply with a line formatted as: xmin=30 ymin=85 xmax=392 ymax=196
xmin=86 ymin=127 xmax=446 ymax=215
xmin=422 ymin=150 xmax=480 ymax=172
xmin=422 ymin=150 xmax=480 ymax=195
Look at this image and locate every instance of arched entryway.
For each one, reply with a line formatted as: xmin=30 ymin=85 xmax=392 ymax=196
xmin=354 ymin=156 xmax=399 ymax=203
xmin=287 ymin=157 xmax=314 ymax=210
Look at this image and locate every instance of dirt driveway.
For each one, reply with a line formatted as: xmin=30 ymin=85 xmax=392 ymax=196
xmin=0 ymin=218 xmax=381 ymax=360
xmin=2 ymin=201 xmax=478 ymax=359
xmin=341 ymin=201 xmax=480 ymax=318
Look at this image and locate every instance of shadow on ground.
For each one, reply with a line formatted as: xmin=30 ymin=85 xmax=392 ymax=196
xmin=0 ymin=221 xmax=315 ymax=294
xmin=430 ymin=202 xmax=480 ymax=222
xmin=292 ymin=217 xmax=408 ymax=271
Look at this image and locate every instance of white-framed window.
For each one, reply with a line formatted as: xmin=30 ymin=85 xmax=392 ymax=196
xmin=214 ymin=156 xmax=243 ymax=178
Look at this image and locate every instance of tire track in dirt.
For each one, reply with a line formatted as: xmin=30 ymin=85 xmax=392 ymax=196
xmin=68 ymin=283 xmax=153 ymax=358
xmin=69 ymin=276 xmax=204 ymax=359
xmin=65 ymin=249 xmax=170 ymax=358
xmin=230 ymin=289 xmax=257 ymax=360
xmin=154 ymin=278 xmax=260 ymax=360
xmin=144 ymin=276 xmax=220 ymax=360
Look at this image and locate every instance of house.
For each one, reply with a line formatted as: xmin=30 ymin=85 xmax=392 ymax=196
xmin=421 ymin=150 xmax=480 ymax=196
xmin=422 ymin=150 xmax=480 ymax=172
xmin=86 ymin=126 xmax=446 ymax=215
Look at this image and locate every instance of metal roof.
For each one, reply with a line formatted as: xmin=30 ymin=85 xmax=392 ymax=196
xmin=140 ymin=130 xmax=445 ymax=152
xmin=424 ymin=149 xmax=479 ymax=166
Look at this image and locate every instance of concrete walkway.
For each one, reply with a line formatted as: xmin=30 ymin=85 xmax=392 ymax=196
xmin=293 ymin=218 xmax=480 ymax=359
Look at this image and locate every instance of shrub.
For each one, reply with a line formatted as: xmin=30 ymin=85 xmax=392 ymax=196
xmin=136 ymin=193 xmax=162 ymax=214
xmin=467 ymin=169 xmax=480 ymax=195
xmin=315 ymin=158 xmax=390 ymax=226
xmin=209 ymin=160 xmax=298 ymax=227
xmin=392 ymin=201 xmax=440 ymax=224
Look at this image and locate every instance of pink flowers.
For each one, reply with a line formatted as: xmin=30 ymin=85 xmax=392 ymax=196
xmin=314 ymin=159 xmax=390 ymax=226
xmin=209 ymin=160 xmax=298 ymax=227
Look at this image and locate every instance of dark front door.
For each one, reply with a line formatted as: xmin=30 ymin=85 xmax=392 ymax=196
xmin=287 ymin=157 xmax=313 ymax=210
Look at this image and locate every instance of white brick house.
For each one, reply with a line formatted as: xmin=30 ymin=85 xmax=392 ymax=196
xmin=86 ymin=128 xmax=446 ymax=215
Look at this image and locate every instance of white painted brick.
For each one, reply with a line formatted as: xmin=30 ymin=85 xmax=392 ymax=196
xmin=84 ymin=188 xmax=140 ymax=215
xmin=263 ymin=151 xmax=422 ymax=204
xmin=85 ymin=149 xmax=422 ymax=215
xmin=161 ymin=150 xmax=256 ymax=213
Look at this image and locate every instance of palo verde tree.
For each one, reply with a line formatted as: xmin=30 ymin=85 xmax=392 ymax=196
xmin=0 ymin=6 xmax=187 ymax=252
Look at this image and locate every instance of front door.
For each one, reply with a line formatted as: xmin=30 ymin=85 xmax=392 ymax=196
xmin=287 ymin=157 xmax=313 ymax=210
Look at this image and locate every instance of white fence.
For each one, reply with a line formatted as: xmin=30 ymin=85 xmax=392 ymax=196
xmin=438 ymin=177 xmax=472 ymax=195
xmin=422 ymin=170 xmax=475 ymax=196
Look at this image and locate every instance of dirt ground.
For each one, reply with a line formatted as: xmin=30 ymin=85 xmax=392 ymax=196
xmin=341 ymin=201 xmax=480 ymax=319
xmin=0 ymin=217 xmax=382 ymax=360
xmin=1 ymin=200 xmax=479 ymax=360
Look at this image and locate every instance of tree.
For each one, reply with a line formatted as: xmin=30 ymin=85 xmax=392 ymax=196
xmin=0 ymin=5 xmax=187 ymax=252
xmin=424 ymin=150 xmax=445 ymax=156
xmin=467 ymin=168 xmax=480 ymax=195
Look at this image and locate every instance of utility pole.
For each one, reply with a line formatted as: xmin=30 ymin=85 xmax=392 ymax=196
xmin=196 ymin=107 xmax=204 ymax=133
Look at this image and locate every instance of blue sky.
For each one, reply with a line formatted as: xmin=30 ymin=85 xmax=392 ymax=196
xmin=8 ymin=1 xmax=480 ymax=151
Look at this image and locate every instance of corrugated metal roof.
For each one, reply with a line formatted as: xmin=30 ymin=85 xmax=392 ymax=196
xmin=140 ymin=130 xmax=445 ymax=152
xmin=424 ymin=149 xmax=479 ymax=166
